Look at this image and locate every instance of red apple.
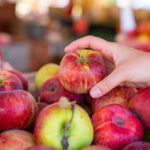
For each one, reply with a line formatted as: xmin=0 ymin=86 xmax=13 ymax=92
xmin=37 ymin=101 xmax=49 ymax=113
xmin=35 ymin=63 xmax=59 ymax=89
xmin=137 ymin=21 xmax=150 ymax=34
xmin=129 ymin=88 xmax=150 ymax=129
xmin=73 ymin=18 xmax=89 ymax=35
xmin=122 ymin=141 xmax=150 ymax=150
xmin=59 ymin=49 xmax=106 ymax=94
xmin=9 ymin=70 xmax=29 ymax=91
xmin=92 ymin=104 xmax=143 ymax=150
xmin=26 ymin=145 xmax=56 ymax=150
xmin=0 ymin=90 xmax=37 ymax=131
xmin=0 ymin=70 xmax=23 ymax=91
xmin=82 ymin=145 xmax=112 ymax=150
xmin=34 ymin=97 xmax=93 ymax=150
xmin=27 ymin=101 xmax=48 ymax=131
xmin=0 ymin=129 xmax=35 ymax=150
xmin=89 ymin=86 xmax=137 ymax=113
xmin=34 ymin=102 xmax=49 ymax=124
xmin=39 ymin=75 xmax=83 ymax=104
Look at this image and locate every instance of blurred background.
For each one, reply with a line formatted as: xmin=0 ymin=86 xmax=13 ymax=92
xmin=0 ymin=0 xmax=150 ymax=72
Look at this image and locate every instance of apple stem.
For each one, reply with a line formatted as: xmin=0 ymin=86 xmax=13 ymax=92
xmin=59 ymin=97 xmax=71 ymax=109
xmin=37 ymin=96 xmax=41 ymax=102
xmin=78 ymin=51 xmax=88 ymax=64
xmin=78 ymin=55 xmax=88 ymax=64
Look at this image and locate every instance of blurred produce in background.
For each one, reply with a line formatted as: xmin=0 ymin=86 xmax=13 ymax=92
xmin=0 ymin=0 xmax=150 ymax=72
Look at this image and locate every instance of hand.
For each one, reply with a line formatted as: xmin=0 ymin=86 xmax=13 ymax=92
xmin=65 ymin=36 xmax=150 ymax=98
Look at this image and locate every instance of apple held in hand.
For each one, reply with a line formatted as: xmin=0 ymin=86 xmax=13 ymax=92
xmin=39 ymin=75 xmax=83 ymax=104
xmin=122 ymin=141 xmax=150 ymax=150
xmin=0 ymin=129 xmax=35 ymax=150
xmin=9 ymin=70 xmax=29 ymax=91
xmin=0 ymin=90 xmax=37 ymax=131
xmin=34 ymin=97 xmax=93 ymax=150
xmin=92 ymin=104 xmax=143 ymax=150
xmin=59 ymin=49 xmax=106 ymax=94
xmin=0 ymin=70 xmax=23 ymax=91
xmin=129 ymin=88 xmax=150 ymax=129
xmin=35 ymin=63 xmax=59 ymax=89
xmin=90 ymin=86 xmax=137 ymax=113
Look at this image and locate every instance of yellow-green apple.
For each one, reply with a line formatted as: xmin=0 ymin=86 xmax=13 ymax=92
xmin=26 ymin=145 xmax=56 ymax=150
xmin=35 ymin=63 xmax=59 ymax=89
xmin=82 ymin=145 xmax=112 ymax=150
xmin=59 ymin=49 xmax=106 ymax=94
xmin=122 ymin=141 xmax=150 ymax=150
xmin=129 ymin=88 xmax=150 ymax=129
xmin=0 ymin=90 xmax=37 ymax=131
xmin=89 ymin=86 xmax=137 ymax=113
xmin=0 ymin=129 xmax=35 ymax=150
xmin=92 ymin=104 xmax=143 ymax=150
xmin=34 ymin=97 xmax=93 ymax=150
xmin=39 ymin=75 xmax=83 ymax=104
xmin=0 ymin=70 xmax=23 ymax=91
xmin=9 ymin=70 xmax=29 ymax=91
xmin=26 ymin=101 xmax=48 ymax=131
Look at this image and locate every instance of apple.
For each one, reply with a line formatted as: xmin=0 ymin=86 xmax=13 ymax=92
xmin=35 ymin=63 xmax=59 ymax=89
xmin=137 ymin=21 xmax=150 ymax=34
xmin=92 ymin=104 xmax=143 ymax=150
xmin=137 ymin=33 xmax=150 ymax=43
xmin=89 ymin=86 xmax=137 ymax=113
xmin=73 ymin=18 xmax=89 ymax=35
xmin=37 ymin=101 xmax=49 ymax=113
xmin=0 ymin=90 xmax=37 ymax=131
xmin=81 ymin=145 xmax=112 ymax=150
xmin=129 ymin=88 xmax=150 ymax=129
xmin=122 ymin=141 xmax=150 ymax=150
xmin=34 ymin=97 xmax=93 ymax=150
xmin=27 ymin=101 xmax=49 ymax=132
xmin=0 ymin=70 xmax=23 ymax=91
xmin=9 ymin=70 xmax=29 ymax=91
xmin=39 ymin=75 xmax=83 ymax=104
xmin=34 ymin=102 xmax=49 ymax=125
xmin=0 ymin=129 xmax=35 ymax=150
xmin=26 ymin=145 xmax=56 ymax=150
xmin=59 ymin=49 xmax=106 ymax=94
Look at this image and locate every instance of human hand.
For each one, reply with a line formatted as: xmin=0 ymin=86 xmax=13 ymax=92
xmin=65 ymin=36 xmax=150 ymax=98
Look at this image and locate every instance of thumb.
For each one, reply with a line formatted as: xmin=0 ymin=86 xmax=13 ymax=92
xmin=90 ymin=69 xmax=124 ymax=98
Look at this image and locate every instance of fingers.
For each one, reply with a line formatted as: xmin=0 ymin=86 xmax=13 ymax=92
xmin=65 ymin=36 xmax=115 ymax=59
xmin=90 ymin=69 xmax=125 ymax=98
xmin=104 ymin=59 xmax=115 ymax=75
xmin=123 ymin=81 xmax=150 ymax=88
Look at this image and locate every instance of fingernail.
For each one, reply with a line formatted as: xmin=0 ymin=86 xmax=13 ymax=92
xmin=90 ymin=87 xmax=102 ymax=98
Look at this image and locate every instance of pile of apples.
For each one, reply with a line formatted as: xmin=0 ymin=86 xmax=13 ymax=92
xmin=0 ymin=49 xmax=150 ymax=150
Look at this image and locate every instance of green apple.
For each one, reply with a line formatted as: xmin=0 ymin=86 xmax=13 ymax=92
xmin=34 ymin=97 xmax=93 ymax=150
xmin=35 ymin=63 xmax=59 ymax=89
